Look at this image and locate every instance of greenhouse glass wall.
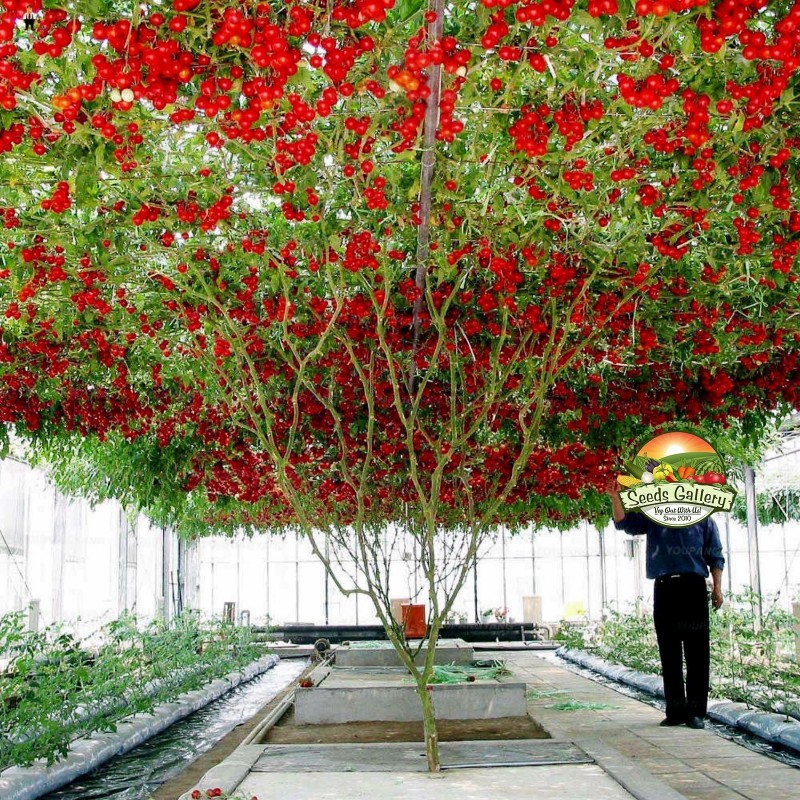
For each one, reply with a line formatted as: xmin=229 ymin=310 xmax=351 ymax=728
xmin=2 ymin=450 xmax=798 ymax=632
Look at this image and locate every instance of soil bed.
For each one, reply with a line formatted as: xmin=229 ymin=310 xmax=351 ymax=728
xmin=262 ymin=707 xmax=549 ymax=745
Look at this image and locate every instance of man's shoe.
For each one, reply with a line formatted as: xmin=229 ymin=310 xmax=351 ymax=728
xmin=659 ymin=717 xmax=685 ymax=726
xmin=686 ymin=716 xmax=705 ymax=729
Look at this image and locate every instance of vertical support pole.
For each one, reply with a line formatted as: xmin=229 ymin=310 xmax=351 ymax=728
xmin=118 ymin=508 xmax=129 ymax=614
xmin=412 ymin=534 xmax=419 ymax=599
xmin=584 ymin=521 xmax=592 ymax=618
xmin=472 ymin=553 xmax=479 ymax=623
xmin=211 ymin=555 xmax=215 ymax=619
xmin=20 ymin=477 xmax=30 ymax=614
xmin=781 ymin=522 xmax=790 ymax=613
xmin=408 ymin=0 xmax=445 ymax=395
xmin=559 ymin=529 xmax=565 ymax=610
xmin=531 ymin=529 xmax=537 ymax=596
xmin=295 ymin=531 xmax=300 ymax=623
xmin=176 ymin=534 xmax=186 ymax=616
xmin=265 ymin=536 xmax=270 ymax=624
xmin=501 ymin=525 xmax=508 ymax=614
xmin=130 ymin=516 xmax=138 ymax=613
xmin=598 ymin=527 xmax=608 ymax=613
xmin=52 ymin=492 xmax=66 ymax=622
xmin=744 ymin=465 xmax=762 ymax=627
xmin=27 ymin=598 xmax=40 ymax=632
xmin=633 ymin=538 xmax=643 ymax=605
xmin=161 ymin=526 xmax=171 ymax=622
xmin=182 ymin=535 xmax=195 ymax=612
xmin=236 ymin=536 xmax=242 ymax=623
xmin=324 ymin=533 xmax=330 ymax=625
xmin=724 ymin=513 xmax=733 ymax=595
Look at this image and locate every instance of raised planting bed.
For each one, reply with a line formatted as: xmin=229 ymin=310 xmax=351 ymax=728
xmin=334 ymin=639 xmax=474 ymax=668
xmin=294 ymin=663 xmax=527 ymax=724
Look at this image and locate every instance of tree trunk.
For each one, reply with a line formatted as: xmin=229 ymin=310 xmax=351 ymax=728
xmin=416 ymin=677 xmax=441 ymax=772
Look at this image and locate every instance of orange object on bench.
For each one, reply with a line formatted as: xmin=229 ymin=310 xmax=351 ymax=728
xmin=401 ymin=603 xmax=427 ymax=640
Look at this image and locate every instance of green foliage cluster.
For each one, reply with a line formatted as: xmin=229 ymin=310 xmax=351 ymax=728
xmin=0 ymin=611 xmax=263 ymax=769
xmin=711 ymin=589 xmax=799 ymax=715
xmin=593 ymin=605 xmax=662 ymax=674
xmin=0 ymin=1 xmax=797 ymax=539
xmin=567 ymin=591 xmax=799 ymax=715
xmin=554 ymin=620 xmax=589 ymax=650
xmin=732 ymin=488 xmax=800 ymax=527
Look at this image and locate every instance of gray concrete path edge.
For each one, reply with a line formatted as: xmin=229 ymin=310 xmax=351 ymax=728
xmin=558 ymin=648 xmax=800 ymax=755
xmin=576 ymin=739 xmax=689 ymax=800
xmin=177 ymin=744 xmax=267 ymax=800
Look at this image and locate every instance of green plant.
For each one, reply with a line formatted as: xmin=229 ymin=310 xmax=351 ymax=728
xmin=0 ymin=611 xmax=263 ymax=770
xmin=547 ymin=699 xmax=619 ymax=711
xmin=732 ymin=488 xmax=800 ymax=526
xmin=575 ymin=592 xmax=798 ymax=717
xmin=594 ymin=606 xmax=661 ymax=675
xmin=554 ymin=621 xmax=588 ymax=650
xmin=710 ymin=589 xmax=799 ymax=715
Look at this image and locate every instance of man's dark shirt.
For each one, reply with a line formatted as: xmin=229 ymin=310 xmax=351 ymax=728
xmin=614 ymin=513 xmax=725 ymax=580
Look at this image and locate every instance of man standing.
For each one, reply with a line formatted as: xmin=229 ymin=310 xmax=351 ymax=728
xmin=608 ymin=480 xmax=725 ymax=729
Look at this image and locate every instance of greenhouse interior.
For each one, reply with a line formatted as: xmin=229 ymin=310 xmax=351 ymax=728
xmin=1 ymin=0 xmax=800 ymax=799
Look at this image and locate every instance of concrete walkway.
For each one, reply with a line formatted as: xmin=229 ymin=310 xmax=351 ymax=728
xmin=508 ymin=651 xmax=799 ymax=800
xmin=236 ymin=763 xmax=637 ymax=800
xmin=175 ymin=650 xmax=799 ymax=800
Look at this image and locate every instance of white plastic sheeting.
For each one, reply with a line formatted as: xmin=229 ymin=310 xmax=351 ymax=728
xmin=0 ymin=654 xmax=280 ymax=800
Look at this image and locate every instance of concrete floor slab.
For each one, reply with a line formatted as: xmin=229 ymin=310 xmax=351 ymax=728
xmin=673 ymin=788 xmax=747 ymax=800
xmin=503 ymin=651 xmax=799 ymax=800
xmin=179 ymin=649 xmax=799 ymax=800
xmin=237 ymin=764 xmax=638 ymax=800
xmin=680 ymin=755 xmax=772 ymax=770
xmin=635 ymin=758 xmax=697 ymax=775
xmin=252 ymin=740 xmax=591 ymax=772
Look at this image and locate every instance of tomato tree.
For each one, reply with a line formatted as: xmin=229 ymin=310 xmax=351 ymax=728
xmin=1 ymin=0 xmax=799 ymax=770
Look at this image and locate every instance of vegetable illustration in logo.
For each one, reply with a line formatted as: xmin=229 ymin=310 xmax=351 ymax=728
xmin=616 ymin=432 xmax=735 ymax=528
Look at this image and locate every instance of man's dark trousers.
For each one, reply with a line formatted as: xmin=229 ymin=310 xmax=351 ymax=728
xmin=653 ymin=574 xmax=710 ymax=721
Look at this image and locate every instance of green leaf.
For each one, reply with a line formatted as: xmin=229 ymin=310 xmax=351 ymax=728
xmin=390 ymin=0 xmax=425 ymax=24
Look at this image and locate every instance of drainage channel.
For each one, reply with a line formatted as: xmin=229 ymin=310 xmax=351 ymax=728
xmin=38 ymin=659 xmax=308 ymax=800
xmin=540 ymin=651 xmax=800 ymax=770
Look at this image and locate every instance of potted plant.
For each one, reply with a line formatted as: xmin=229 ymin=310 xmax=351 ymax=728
xmin=481 ymin=608 xmax=493 ymax=623
xmin=494 ymin=607 xmax=509 ymax=622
